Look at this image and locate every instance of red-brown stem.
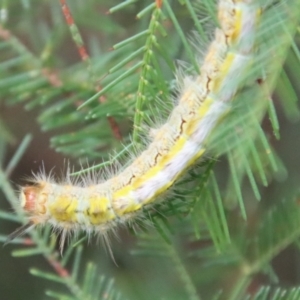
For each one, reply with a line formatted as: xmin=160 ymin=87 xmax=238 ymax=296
xmin=0 ymin=25 xmax=63 ymax=89
xmin=156 ymin=0 xmax=163 ymax=9
xmin=47 ymin=254 xmax=70 ymax=278
xmin=59 ymin=0 xmax=122 ymax=141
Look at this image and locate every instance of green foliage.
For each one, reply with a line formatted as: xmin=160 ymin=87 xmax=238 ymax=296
xmin=0 ymin=0 xmax=300 ymax=299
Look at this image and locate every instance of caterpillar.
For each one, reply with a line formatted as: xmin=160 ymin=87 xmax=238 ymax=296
xmin=8 ymin=0 xmax=276 ymax=251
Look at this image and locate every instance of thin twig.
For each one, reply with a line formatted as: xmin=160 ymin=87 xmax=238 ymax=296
xmin=59 ymin=0 xmax=122 ymax=141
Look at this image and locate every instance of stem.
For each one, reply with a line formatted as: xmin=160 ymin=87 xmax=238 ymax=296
xmin=132 ymin=4 xmax=162 ymax=144
xmin=167 ymin=242 xmax=202 ymax=300
xmin=228 ymin=271 xmax=251 ymax=300
xmin=59 ymin=0 xmax=122 ymax=140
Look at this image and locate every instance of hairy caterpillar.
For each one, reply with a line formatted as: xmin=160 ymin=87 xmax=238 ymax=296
xmin=8 ymin=0 xmax=277 ymax=251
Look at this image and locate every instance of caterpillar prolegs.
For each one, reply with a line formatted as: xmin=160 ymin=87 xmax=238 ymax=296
xmin=8 ymin=0 xmax=294 ymax=251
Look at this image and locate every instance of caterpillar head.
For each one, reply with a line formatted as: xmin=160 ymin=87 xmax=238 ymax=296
xmin=5 ymin=184 xmax=48 ymax=245
xmin=20 ymin=185 xmax=47 ymax=217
